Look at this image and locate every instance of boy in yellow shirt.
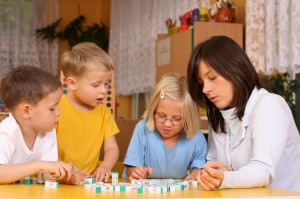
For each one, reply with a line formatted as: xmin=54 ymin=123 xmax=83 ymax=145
xmin=56 ymin=42 xmax=119 ymax=184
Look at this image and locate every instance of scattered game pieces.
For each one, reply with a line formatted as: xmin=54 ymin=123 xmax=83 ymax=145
xmin=83 ymin=177 xmax=197 ymax=194
xmin=112 ymin=171 xmax=118 ymax=185
xmin=37 ymin=172 xmax=45 ymax=185
xmin=84 ymin=176 xmax=96 ymax=184
xmin=14 ymin=171 xmax=198 ymax=194
xmin=24 ymin=176 xmax=32 ymax=185
xmin=45 ymin=180 xmax=59 ymax=188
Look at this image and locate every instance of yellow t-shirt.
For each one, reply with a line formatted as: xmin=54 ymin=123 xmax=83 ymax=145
xmin=56 ymin=95 xmax=119 ymax=174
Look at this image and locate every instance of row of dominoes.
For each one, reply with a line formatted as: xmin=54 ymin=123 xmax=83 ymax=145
xmin=83 ymin=179 xmax=198 ymax=193
xmin=84 ymin=182 xmax=186 ymax=193
xmin=131 ymin=179 xmax=198 ymax=188
xmin=83 ymin=177 xmax=197 ymax=188
xmin=14 ymin=177 xmax=59 ymax=188
xmin=83 ymin=171 xmax=118 ymax=184
xmin=15 ymin=171 xmax=46 ymax=185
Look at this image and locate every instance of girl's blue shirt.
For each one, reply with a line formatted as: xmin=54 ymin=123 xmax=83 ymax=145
xmin=122 ymin=120 xmax=207 ymax=179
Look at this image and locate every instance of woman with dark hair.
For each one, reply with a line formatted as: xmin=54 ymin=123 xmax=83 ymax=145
xmin=187 ymin=36 xmax=300 ymax=191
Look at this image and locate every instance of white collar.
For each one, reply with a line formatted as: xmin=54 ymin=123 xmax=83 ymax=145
xmin=242 ymin=87 xmax=269 ymax=126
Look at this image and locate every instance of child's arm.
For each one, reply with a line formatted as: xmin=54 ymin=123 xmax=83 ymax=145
xmin=92 ymin=136 xmax=119 ymax=182
xmin=126 ymin=165 xmax=153 ymax=180
xmin=0 ymin=161 xmax=72 ymax=184
xmin=186 ymin=132 xmax=208 ymax=181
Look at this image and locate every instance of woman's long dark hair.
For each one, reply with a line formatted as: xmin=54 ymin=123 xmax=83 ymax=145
xmin=187 ymin=36 xmax=261 ymax=133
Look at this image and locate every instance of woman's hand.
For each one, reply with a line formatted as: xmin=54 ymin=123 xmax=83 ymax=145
xmin=197 ymin=161 xmax=232 ymax=190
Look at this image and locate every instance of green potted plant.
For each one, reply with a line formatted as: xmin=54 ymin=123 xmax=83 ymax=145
xmin=260 ymin=70 xmax=300 ymax=120
xmin=35 ymin=15 xmax=108 ymax=51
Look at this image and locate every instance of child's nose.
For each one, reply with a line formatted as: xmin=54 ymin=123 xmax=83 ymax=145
xmin=57 ymin=109 xmax=61 ymax=116
xmin=163 ymin=119 xmax=172 ymax=127
xmin=99 ymin=84 xmax=107 ymax=93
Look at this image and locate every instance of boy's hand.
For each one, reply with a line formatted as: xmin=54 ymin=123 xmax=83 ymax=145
xmin=64 ymin=165 xmax=88 ymax=185
xmin=128 ymin=166 xmax=152 ymax=180
xmin=41 ymin=161 xmax=73 ymax=181
xmin=92 ymin=165 xmax=111 ymax=182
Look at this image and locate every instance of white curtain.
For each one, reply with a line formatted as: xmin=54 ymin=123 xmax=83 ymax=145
xmin=246 ymin=0 xmax=300 ymax=75
xmin=109 ymin=0 xmax=200 ymax=95
xmin=0 ymin=0 xmax=59 ymax=78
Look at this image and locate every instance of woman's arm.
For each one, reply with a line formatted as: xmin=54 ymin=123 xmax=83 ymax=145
xmin=220 ymin=95 xmax=289 ymax=189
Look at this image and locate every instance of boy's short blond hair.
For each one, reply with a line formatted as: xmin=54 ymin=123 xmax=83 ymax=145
xmin=61 ymin=42 xmax=114 ymax=78
xmin=142 ymin=73 xmax=200 ymax=138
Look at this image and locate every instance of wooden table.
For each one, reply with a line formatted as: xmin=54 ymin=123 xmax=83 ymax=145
xmin=0 ymin=183 xmax=299 ymax=199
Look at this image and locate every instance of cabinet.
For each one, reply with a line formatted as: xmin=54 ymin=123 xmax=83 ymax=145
xmin=156 ymin=22 xmax=243 ymax=82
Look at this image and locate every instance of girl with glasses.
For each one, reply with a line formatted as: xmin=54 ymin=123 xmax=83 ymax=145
xmin=122 ymin=73 xmax=207 ymax=180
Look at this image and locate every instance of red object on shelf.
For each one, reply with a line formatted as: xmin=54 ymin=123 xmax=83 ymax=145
xmin=216 ymin=7 xmax=232 ymax=23
xmin=180 ymin=24 xmax=189 ymax=31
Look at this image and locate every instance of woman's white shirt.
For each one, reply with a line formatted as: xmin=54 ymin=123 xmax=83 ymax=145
xmin=206 ymin=88 xmax=300 ymax=191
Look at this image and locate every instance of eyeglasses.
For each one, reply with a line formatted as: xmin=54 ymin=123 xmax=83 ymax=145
xmin=154 ymin=113 xmax=183 ymax=126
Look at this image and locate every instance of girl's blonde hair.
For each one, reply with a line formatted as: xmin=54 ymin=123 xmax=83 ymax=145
xmin=142 ymin=73 xmax=200 ymax=138
xmin=61 ymin=42 xmax=114 ymax=78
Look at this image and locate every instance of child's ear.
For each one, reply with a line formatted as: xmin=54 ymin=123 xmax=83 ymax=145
xmin=18 ymin=103 xmax=32 ymax=119
xmin=65 ymin=77 xmax=77 ymax=91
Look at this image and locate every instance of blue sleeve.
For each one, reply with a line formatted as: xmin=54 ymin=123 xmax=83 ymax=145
xmin=122 ymin=120 xmax=148 ymax=178
xmin=189 ymin=131 xmax=207 ymax=170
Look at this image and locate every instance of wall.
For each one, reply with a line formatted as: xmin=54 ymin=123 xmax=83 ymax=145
xmin=297 ymin=74 xmax=300 ymax=129
xmin=59 ymin=0 xmax=111 ymax=69
xmin=116 ymin=95 xmax=133 ymax=119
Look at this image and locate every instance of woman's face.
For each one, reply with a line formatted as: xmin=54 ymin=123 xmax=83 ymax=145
xmin=198 ymin=60 xmax=235 ymax=109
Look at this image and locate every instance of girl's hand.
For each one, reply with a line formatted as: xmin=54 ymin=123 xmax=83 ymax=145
xmin=184 ymin=168 xmax=200 ymax=180
xmin=128 ymin=166 xmax=152 ymax=180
